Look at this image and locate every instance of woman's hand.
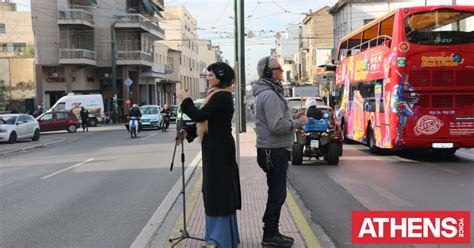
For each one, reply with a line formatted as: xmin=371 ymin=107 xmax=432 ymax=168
xmin=176 ymin=87 xmax=191 ymax=101
xmin=175 ymin=129 xmax=187 ymax=145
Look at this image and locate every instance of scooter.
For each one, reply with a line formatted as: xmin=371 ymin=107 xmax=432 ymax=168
xmin=160 ymin=113 xmax=170 ymax=132
xmin=129 ymin=116 xmax=140 ymax=138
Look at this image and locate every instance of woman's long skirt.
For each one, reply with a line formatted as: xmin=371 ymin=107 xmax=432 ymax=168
xmin=205 ymin=213 xmax=240 ymax=247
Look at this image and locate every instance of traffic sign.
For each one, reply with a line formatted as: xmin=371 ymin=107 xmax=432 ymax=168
xmin=124 ymin=77 xmax=133 ymax=87
xmin=124 ymin=99 xmax=131 ymax=105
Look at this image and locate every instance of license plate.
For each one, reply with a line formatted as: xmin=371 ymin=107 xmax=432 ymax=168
xmin=432 ymin=143 xmax=453 ymax=148
xmin=311 ymin=140 xmax=319 ymax=148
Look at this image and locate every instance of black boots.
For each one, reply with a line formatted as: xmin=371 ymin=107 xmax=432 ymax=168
xmin=262 ymin=233 xmax=294 ymax=247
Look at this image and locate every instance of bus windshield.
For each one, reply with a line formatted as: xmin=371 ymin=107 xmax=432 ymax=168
xmin=405 ymin=10 xmax=474 ymax=45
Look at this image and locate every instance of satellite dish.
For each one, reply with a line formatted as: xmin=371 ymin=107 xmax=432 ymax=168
xmin=275 ymin=32 xmax=281 ymax=39
xmin=247 ymin=31 xmax=254 ymax=38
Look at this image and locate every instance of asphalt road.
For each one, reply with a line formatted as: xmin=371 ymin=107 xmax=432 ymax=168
xmin=288 ymin=144 xmax=474 ymax=248
xmin=0 ymin=125 xmax=201 ymax=248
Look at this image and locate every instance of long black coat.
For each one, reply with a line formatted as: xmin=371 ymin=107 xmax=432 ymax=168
xmin=181 ymin=92 xmax=242 ymax=216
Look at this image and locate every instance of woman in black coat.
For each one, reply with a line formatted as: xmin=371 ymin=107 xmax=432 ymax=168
xmin=177 ymin=62 xmax=241 ymax=248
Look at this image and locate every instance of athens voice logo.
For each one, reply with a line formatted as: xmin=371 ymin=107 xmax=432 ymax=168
xmin=414 ymin=115 xmax=443 ymax=136
xmin=352 ymin=211 xmax=470 ymax=244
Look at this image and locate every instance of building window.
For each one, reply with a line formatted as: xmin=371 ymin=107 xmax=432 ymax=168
xmin=14 ymin=43 xmax=26 ymax=52
xmin=363 ymin=19 xmax=375 ymax=25
xmin=0 ymin=24 xmax=5 ymax=33
xmin=1 ymin=43 xmax=7 ymax=52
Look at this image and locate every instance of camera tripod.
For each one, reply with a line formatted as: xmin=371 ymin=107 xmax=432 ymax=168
xmin=169 ymin=121 xmax=204 ymax=247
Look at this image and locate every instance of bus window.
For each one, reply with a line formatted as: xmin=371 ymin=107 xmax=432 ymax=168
xmin=362 ymin=24 xmax=379 ymax=48
xmin=405 ymin=10 xmax=474 ymax=45
xmin=359 ymin=81 xmax=375 ymax=99
xmin=348 ymin=32 xmax=362 ymax=55
xmin=338 ymin=40 xmax=349 ymax=61
xmin=380 ymin=14 xmax=395 ymax=39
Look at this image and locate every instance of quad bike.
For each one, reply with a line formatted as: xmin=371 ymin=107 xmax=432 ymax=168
xmin=292 ymin=105 xmax=343 ymax=165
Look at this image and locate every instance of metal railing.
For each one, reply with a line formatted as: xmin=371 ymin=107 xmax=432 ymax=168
xmin=59 ymin=48 xmax=96 ymax=60
xmin=115 ymin=14 xmax=164 ymax=35
xmin=58 ymin=9 xmax=94 ymax=24
xmin=116 ymin=51 xmax=152 ymax=62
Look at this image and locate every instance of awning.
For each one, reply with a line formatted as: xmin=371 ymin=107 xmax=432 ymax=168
xmin=142 ymin=0 xmax=163 ymax=18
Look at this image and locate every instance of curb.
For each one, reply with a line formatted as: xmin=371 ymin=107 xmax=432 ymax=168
xmin=0 ymin=138 xmax=66 ymax=157
xmin=130 ymin=152 xmax=202 ymax=248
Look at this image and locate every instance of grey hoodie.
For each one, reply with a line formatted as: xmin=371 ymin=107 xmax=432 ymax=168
xmin=252 ymin=79 xmax=304 ymax=149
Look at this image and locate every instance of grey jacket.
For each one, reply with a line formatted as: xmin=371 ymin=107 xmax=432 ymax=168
xmin=252 ymin=79 xmax=304 ymax=149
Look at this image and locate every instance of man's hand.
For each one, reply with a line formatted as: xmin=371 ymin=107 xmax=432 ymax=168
xmin=175 ymin=129 xmax=187 ymax=145
xmin=294 ymin=111 xmax=305 ymax=119
xmin=297 ymin=115 xmax=308 ymax=125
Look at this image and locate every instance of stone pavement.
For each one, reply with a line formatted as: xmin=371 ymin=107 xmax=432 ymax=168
xmin=167 ymin=128 xmax=320 ymax=248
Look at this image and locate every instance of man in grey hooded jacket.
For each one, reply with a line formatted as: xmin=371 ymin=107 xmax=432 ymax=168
xmin=252 ymin=56 xmax=308 ymax=247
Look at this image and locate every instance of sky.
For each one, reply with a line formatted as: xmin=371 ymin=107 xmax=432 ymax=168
xmin=11 ymin=0 xmax=336 ymax=80
xmin=164 ymin=0 xmax=338 ymax=80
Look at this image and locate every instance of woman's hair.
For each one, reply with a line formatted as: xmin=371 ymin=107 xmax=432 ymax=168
xmin=207 ymin=62 xmax=235 ymax=87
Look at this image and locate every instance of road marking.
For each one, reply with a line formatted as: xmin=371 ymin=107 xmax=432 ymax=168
xmin=41 ymin=158 xmax=94 ymax=180
xmin=286 ymin=188 xmax=323 ymax=248
xmin=458 ymin=150 xmax=474 ymax=160
xmin=130 ymin=152 xmax=202 ymax=248
xmin=140 ymin=133 xmax=158 ymax=141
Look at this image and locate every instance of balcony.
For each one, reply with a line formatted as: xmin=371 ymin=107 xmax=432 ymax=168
xmin=151 ymin=0 xmax=164 ymax=11
xmin=116 ymin=51 xmax=153 ymax=67
xmin=57 ymin=9 xmax=94 ymax=28
xmin=59 ymin=48 xmax=96 ymax=65
xmin=114 ymin=14 xmax=164 ymax=40
xmin=140 ymin=64 xmax=171 ymax=78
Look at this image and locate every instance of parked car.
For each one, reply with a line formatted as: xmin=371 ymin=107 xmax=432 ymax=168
xmin=0 ymin=114 xmax=40 ymax=143
xmin=176 ymin=99 xmax=204 ymax=127
xmin=36 ymin=111 xmax=80 ymax=133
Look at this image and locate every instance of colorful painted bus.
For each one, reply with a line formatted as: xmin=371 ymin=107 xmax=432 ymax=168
xmin=334 ymin=5 xmax=474 ymax=154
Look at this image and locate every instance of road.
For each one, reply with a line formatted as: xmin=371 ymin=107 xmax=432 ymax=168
xmin=288 ymin=144 xmax=474 ymax=248
xmin=0 ymin=125 xmax=201 ymax=248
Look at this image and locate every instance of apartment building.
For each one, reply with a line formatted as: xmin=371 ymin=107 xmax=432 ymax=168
xmin=159 ymin=5 xmax=200 ymax=101
xmin=0 ymin=1 xmax=35 ymax=112
xmin=299 ymin=6 xmax=333 ymax=87
xmin=32 ymin=0 xmax=166 ymax=116
xmin=274 ymin=25 xmax=299 ymax=85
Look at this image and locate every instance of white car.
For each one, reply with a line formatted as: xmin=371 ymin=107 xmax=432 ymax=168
xmin=0 ymin=114 xmax=41 ymax=143
xmin=140 ymin=105 xmax=162 ymax=130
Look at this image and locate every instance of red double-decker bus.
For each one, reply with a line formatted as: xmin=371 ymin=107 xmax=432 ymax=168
xmin=334 ymin=5 xmax=474 ymax=154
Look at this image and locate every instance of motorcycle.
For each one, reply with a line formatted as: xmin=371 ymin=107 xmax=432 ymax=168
xmin=159 ymin=112 xmax=171 ymax=132
xmin=129 ymin=116 xmax=140 ymax=138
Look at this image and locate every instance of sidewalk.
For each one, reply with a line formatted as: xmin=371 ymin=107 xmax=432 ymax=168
xmin=166 ymin=128 xmax=318 ymax=247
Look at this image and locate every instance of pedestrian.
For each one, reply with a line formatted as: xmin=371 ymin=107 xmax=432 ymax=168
xmin=177 ymin=62 xmax=241 ymax=248
xmin=80 ymin=106 xmax=89 ymax=132
xmin=252 ymin=56 xmax=308 ymax=247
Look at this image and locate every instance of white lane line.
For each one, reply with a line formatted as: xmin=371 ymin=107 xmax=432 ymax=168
xmin=41 ymin=158 xmax=95 ymax=180
xmin=130 ymin=152 xmax=202 ymax=248
xmin=140 ymin=133 xmax=158 ymax=141
xmin=458 ymin=150 xmax=474 ymax=160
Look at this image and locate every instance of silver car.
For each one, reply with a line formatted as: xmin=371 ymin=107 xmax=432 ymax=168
xmin=0 ymin=114 xmax=40 ymax=143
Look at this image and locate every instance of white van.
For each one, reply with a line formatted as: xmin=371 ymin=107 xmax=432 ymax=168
xmin=49 ymin=94 xmax=105 ymax=126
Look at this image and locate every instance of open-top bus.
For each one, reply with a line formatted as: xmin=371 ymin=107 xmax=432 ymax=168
xmin=334 ymin=5 xmax=474 ymax=154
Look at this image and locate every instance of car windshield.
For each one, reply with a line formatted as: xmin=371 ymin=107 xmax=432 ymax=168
xmin=141 ymin=106 xmax=159 ymax=114
xmin=405 ymin=10 xmax=474 ymax=45
xmin=0 ymin=116 xmax=17 ymax=125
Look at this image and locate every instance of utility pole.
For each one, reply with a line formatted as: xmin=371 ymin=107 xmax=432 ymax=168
xmin=111 ymin=23 xmax=118 ymax=123
xmin=234 ymin=0 xmax=246 ymax=133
